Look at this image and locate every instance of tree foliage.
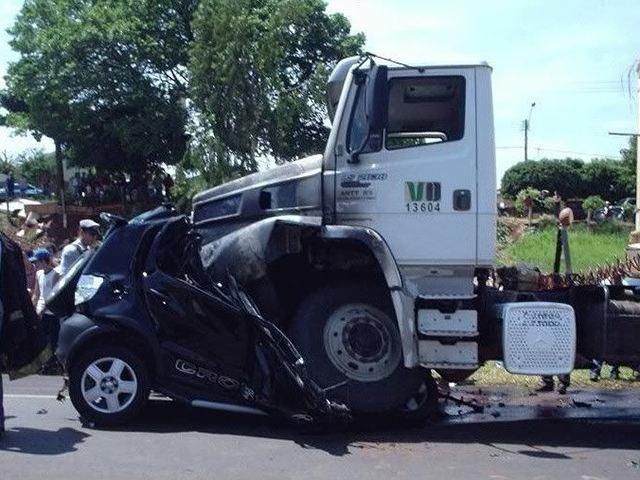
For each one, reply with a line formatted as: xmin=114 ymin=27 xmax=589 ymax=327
xmin=501 ymin=158 xmax=585 ymax=199
xmin=4 ymin=0 xmax=197 ymax=176
xmin=0 ymin=153 xmax=17 ymax=175
xmin=501 ymin=147 xmax=635 ymax=202
xmin=582 ymin=195 xmax=605 ymax=212
xmin=515 ymin=187 xmax=541 ymax=214
xmin=16 ymin=150 xmax=56 ymax=185
xmin=188 ymin=0 xmax=365 ymax=172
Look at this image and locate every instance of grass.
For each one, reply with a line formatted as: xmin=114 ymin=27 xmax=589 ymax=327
xmin=467 ymin=362 xmax=640 ymax=390
xmin=499 ymin=222 xmax=632 ymax=273
xmin=490 ymin=220 xmax=637 ymax=389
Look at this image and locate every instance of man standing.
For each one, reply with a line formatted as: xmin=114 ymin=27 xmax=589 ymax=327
xmin=58 ymin=219 xmax=100 ymax=276
xmin=0 ymin=239 xmax=4 ymax=435
xmin=6 ymin=173 xmax=15 ymax=199
xmin=1 ymin=232 xmax=50 ymax=438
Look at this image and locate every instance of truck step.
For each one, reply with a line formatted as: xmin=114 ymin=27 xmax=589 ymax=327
xmin=418 ymin=340 xmax=478 ymax=369
xmin=417 ymin=309 xmax=478 ymax=336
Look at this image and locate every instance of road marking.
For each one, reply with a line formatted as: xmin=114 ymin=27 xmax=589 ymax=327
xmin=4 ymin=394 xmax=58 ymax=399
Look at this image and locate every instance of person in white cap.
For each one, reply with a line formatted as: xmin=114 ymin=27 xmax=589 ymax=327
xmin=58 ymin=219 xmax=100 ymax=276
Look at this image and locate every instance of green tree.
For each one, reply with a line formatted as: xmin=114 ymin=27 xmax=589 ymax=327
xmin=189 ymin=0 xmax=365 ymax=175
xmin=501 ymin=158 xmax=585 ymax=199
xmin=582 ymin=195 xmax=605 ymax=224
xmin=4 ymin=0 xmax=196 ymax=187
xmin=16 ymin=150 xmax=55 ymax=185
xmin=619 ymin=136 xmax=637 ymax=198
xmin=581 ymin=159 xmax=631 ymax=201
xmin=515 ymin=187 xmax=541 ymax=226
xmin=0 ymin=152 xmax=17 ymax=175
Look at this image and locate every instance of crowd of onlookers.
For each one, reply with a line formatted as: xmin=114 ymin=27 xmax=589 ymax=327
xmin=4 ymin=169 xmax=174 ymax=206
xmin=68 ymin=171 xmax=174 ymax=206
xmin=21 ymin=219 xmax=101 ymax=374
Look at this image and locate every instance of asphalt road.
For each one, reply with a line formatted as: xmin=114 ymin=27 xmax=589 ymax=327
xmin=2 ymin=375 xmax=640 ymax=480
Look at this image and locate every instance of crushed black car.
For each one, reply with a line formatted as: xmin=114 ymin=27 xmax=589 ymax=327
xmin=47 ymin=206 xmax=349 ymax=426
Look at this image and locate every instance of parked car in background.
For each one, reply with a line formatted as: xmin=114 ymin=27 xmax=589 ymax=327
xmin=0 ymin=182 xmax=44 ymax=199
xmin=594 ymin=198 xmax=636 ymax=223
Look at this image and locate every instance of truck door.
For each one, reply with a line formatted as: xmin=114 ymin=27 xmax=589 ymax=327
xmin=334 ymin=67 xmax=478 ymax=267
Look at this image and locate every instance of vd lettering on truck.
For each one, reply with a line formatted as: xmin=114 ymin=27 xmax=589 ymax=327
xmin=405 ymin=181 xmax=441 ymax=213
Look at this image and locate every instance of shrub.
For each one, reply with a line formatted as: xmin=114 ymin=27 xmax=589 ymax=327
xmin=582 ymin=195 xmax=605 ymax=212
xmin=582 ymin=195 xmax=605 ymax=224
xmin=515 ymin=187 xmax=541 ymax=215
xmin=536 ymin=214 xmax=557 ymax=230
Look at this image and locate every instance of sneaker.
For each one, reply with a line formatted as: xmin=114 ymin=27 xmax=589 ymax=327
xmin=589 ymin=371 xmax=600 ymax=382
xmin=557 ymin=384 xmax=568 ymax=395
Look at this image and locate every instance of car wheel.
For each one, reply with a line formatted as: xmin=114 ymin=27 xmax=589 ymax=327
xmin=289 ymin=281 xmax=427 ymax=414
xmin=69 ymin=344 xmax=151 ymax=427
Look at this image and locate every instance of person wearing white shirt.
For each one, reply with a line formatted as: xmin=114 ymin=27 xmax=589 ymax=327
xmin=58 ymin=219 xmax=100 ymax=276
xmin=29 ymin=248 xmax=61 ymax=373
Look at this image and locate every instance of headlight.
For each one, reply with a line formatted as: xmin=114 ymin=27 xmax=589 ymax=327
xmin=75 ymin=274 xmax=105 ymax=306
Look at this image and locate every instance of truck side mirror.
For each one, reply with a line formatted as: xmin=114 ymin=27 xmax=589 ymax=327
xmin=367 ymin=64 xmax=388 ymax=134
xmin=350 ymin=65 xmax=388 ymax=164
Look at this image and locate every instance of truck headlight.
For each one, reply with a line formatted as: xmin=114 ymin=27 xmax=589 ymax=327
xmin=75 ymin=274 xmax=105 ymax=306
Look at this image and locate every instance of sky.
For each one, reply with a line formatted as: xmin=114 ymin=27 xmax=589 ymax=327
xmin=1 ymin=0 xmax=639 ymax=184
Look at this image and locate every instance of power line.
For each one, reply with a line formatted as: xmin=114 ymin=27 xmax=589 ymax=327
xmin=534 ymin=146 xmax=621 ymax=159
xmin=496 ymin=146 xmax=622 ymax=159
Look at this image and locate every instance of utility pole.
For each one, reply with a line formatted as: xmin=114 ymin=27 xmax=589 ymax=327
xmin=524 ymin=102 xmax=536 ymax=161
xmin=55 ymin=140 xmax=67 ymax=229
xmin=524 ymin=119 xmax=528 ymax=162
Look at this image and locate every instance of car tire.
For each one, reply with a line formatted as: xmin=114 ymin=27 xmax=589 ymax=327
xmin=69 ymin=344 xmax=151 ymax=427
xmin=288 ymin=281 xmax=429 ymax=415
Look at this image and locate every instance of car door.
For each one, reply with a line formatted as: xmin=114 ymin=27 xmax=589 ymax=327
xmin=142 ymin=217 xmax=254 ymax=390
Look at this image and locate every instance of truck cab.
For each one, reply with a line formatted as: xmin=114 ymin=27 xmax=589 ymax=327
xmin=191 ymin=57 xmax=576 ymax=417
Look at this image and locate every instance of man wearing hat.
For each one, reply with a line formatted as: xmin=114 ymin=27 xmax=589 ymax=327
xmin=58 ymin=219 xmax=100 ymax=276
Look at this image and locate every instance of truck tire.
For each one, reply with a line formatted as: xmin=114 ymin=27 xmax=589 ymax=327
xmin=69 ymin=344 xmax=151 ymax=427
xmin=289 ymin=281 xmax=429 ymax=414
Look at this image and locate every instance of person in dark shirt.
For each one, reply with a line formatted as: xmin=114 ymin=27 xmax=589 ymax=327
xmin=6 ymin=173 xmax=15 ymax=199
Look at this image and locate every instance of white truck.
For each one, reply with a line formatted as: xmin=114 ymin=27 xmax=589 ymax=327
xmin=191 ymin=56 xmax=640 ymax=417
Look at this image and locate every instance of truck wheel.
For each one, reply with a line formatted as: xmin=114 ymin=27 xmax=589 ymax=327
xmin=69 ymin=344 xmax=151 ymax=427
xmin=289 ymin=282 xmax=426 ymax=414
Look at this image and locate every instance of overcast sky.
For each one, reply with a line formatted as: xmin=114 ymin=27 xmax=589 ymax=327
xmin=1 ymin=0 xmax=639 ymax=183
